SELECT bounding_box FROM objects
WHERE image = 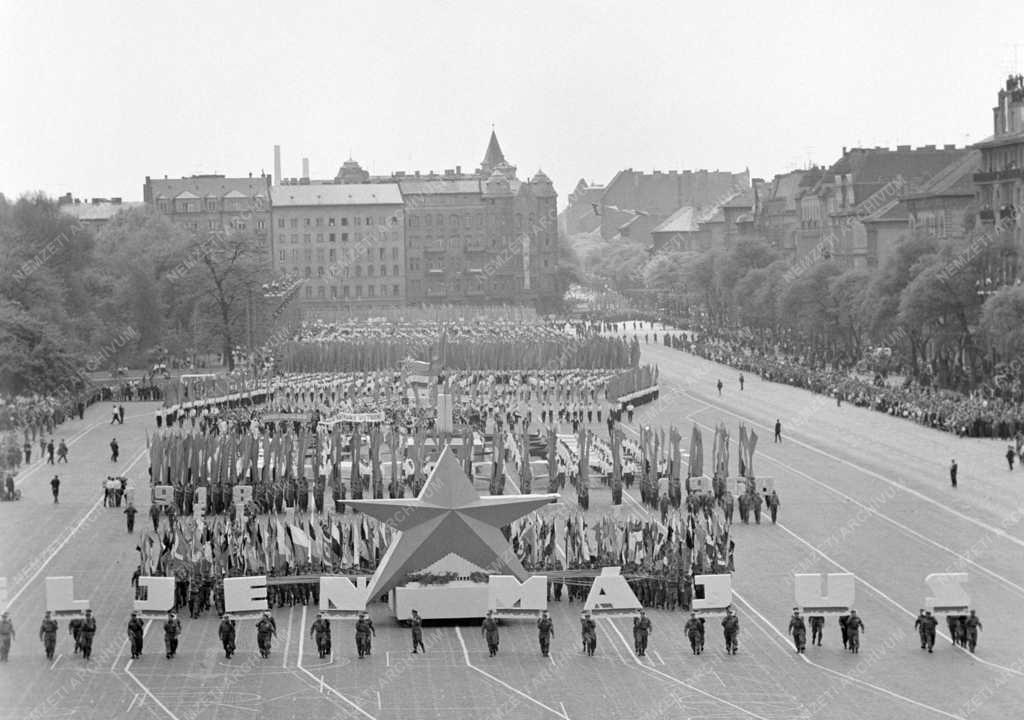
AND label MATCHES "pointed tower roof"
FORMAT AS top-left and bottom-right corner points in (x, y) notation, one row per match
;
(481, 129), (506, 169)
